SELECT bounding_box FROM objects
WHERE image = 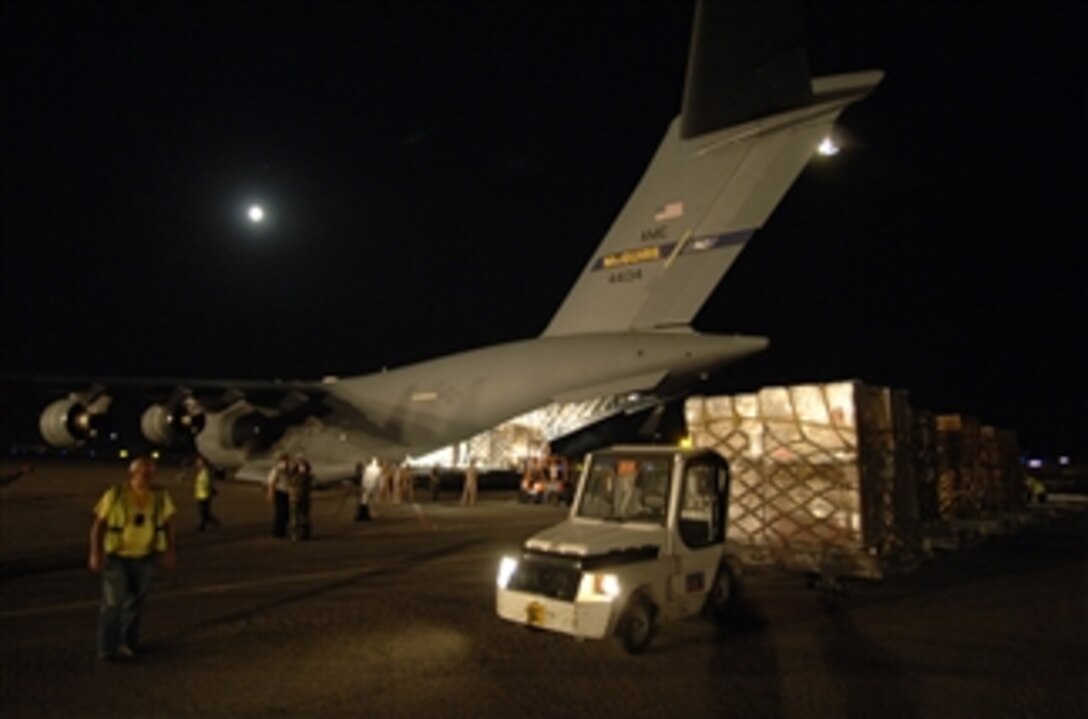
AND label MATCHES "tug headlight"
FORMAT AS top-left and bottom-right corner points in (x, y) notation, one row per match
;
(497, 556), (518, 589)
(578, 572), (621, 601)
